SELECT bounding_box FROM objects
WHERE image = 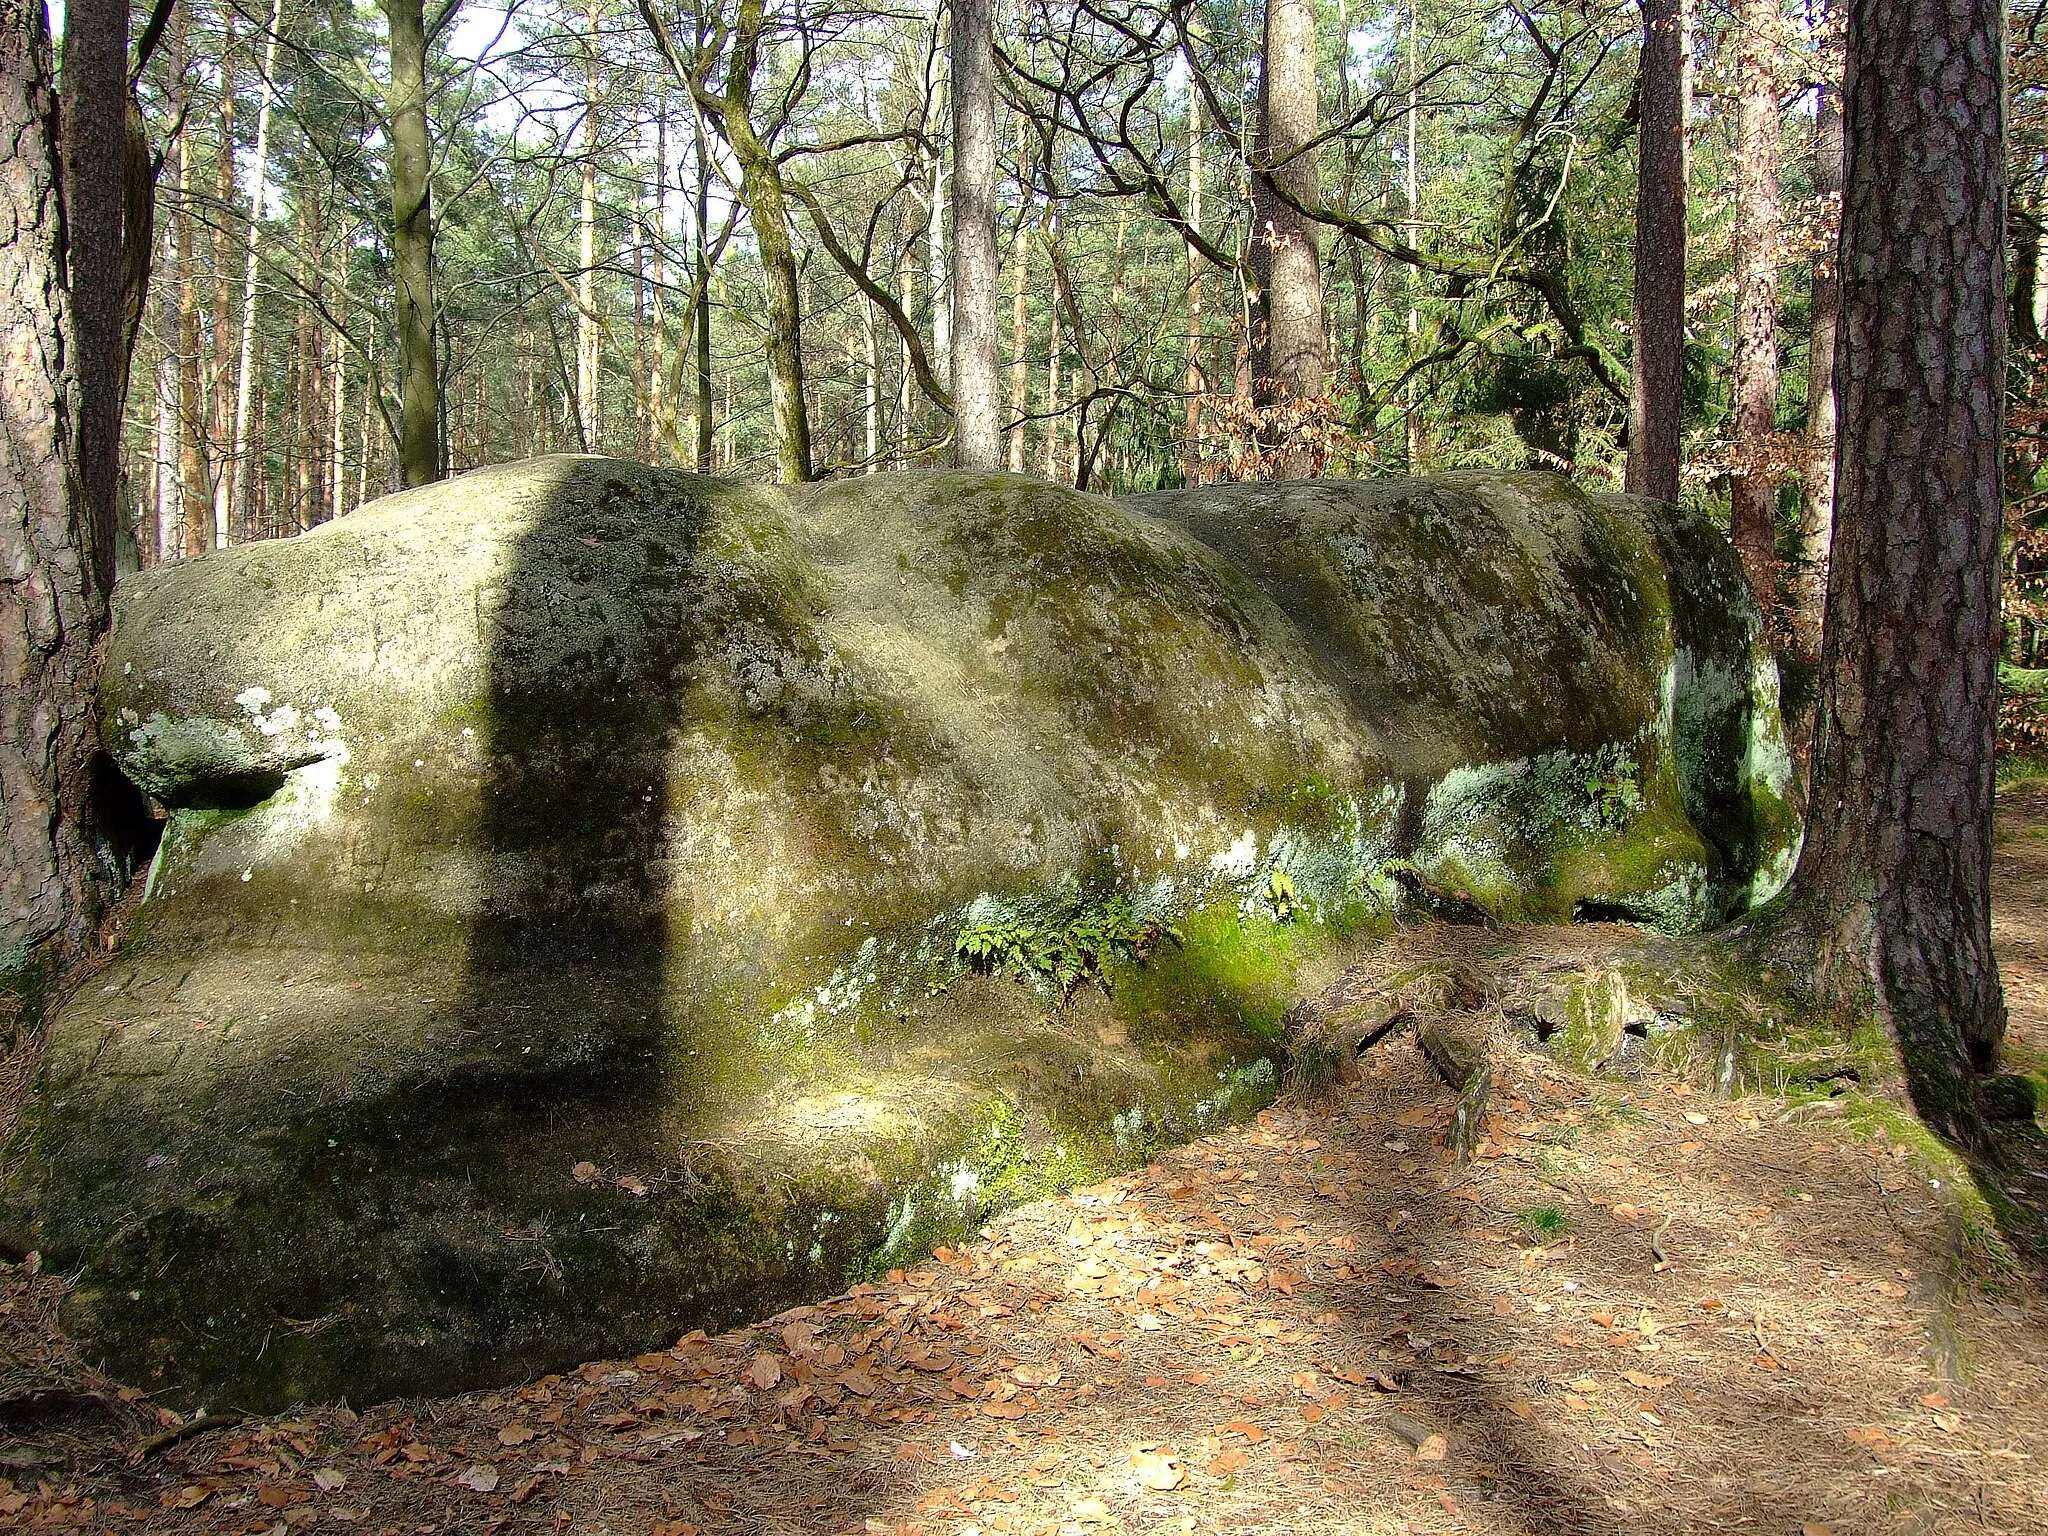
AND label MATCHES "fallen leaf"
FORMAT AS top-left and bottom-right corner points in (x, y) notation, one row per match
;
(1220, 1420), (1268, 1443)
(1621, 1371), (1673, 1390)
(1207, 1449), (1249, 1476)
(571, 1161), (599, 1184)
(1846, 1427), (1893, 1452)
(1300, 1403), (1327, 1425)
(1129, 1447), (1188, 1490)
(170, 1485), (212, 1510)
(746, 1354), (783, 1391)
(1414, 1433), (1448, 1462)
(312, 1469), (346, 1492)
(457, 1465), (499, 1493)
(1919, 1393), (1951, 1410)
(616, 1174), (649, 1197)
